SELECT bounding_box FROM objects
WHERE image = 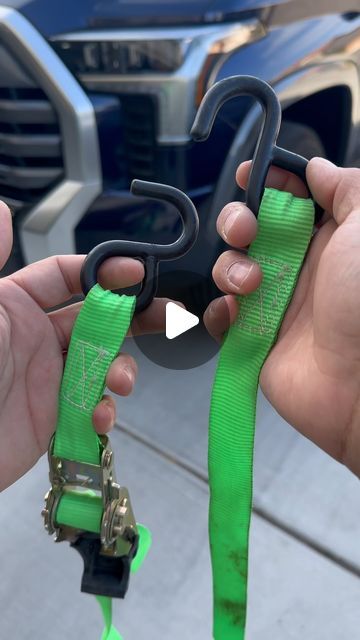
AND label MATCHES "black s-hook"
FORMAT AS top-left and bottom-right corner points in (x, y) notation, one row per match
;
(81, 180), (199, 312)
(191, 75), (314, 218)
